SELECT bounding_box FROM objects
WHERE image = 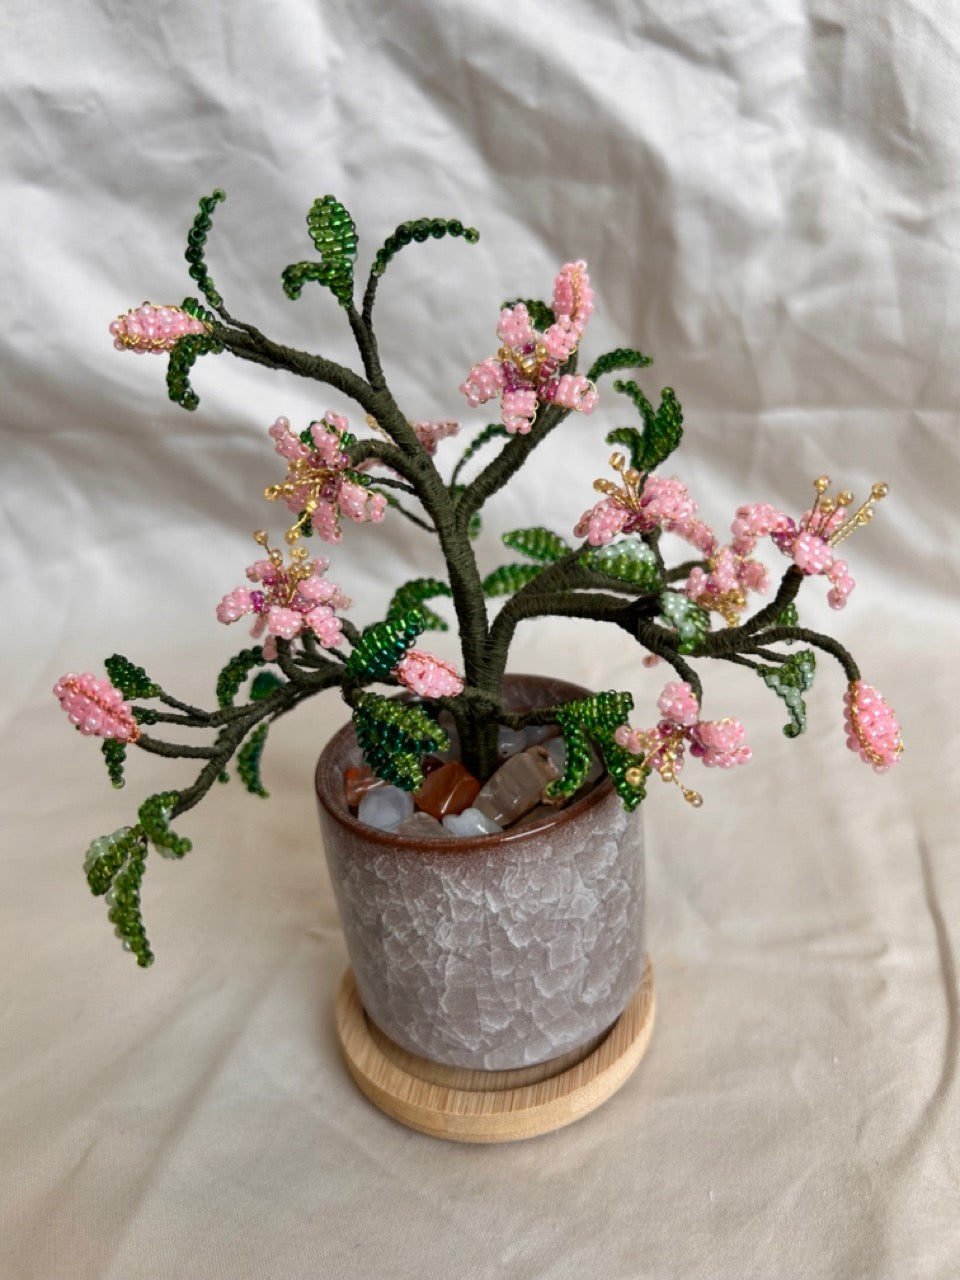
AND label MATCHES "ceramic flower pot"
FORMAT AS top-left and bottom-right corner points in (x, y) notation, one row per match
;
(315, 675), (648, 1075)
